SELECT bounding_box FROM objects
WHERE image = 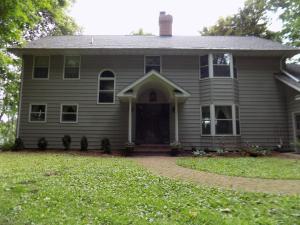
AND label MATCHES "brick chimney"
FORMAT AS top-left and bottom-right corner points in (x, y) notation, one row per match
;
(159, 11), (173, 36)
